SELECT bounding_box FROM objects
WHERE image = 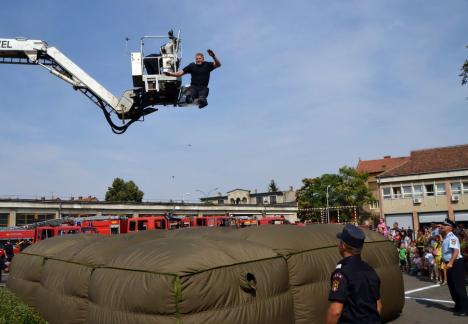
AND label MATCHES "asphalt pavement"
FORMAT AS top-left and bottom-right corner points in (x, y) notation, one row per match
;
(389, 273), (468, 323)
